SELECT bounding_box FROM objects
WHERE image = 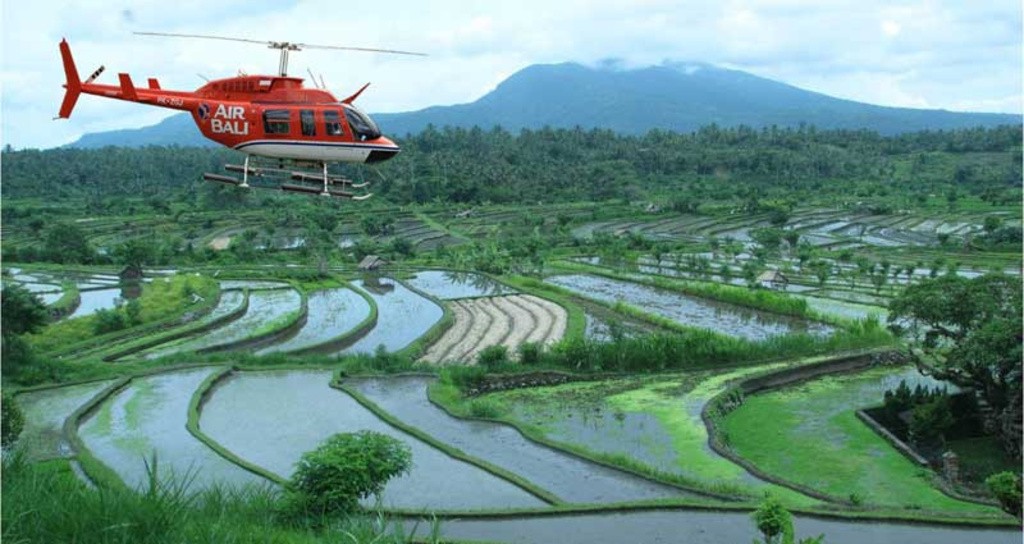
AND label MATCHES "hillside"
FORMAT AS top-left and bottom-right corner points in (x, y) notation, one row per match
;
(67, 62), (1020, 148)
